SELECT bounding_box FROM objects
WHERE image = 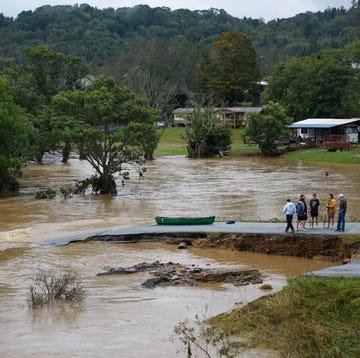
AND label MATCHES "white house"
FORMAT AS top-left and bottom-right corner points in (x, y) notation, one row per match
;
(288, 118), (360, 144)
